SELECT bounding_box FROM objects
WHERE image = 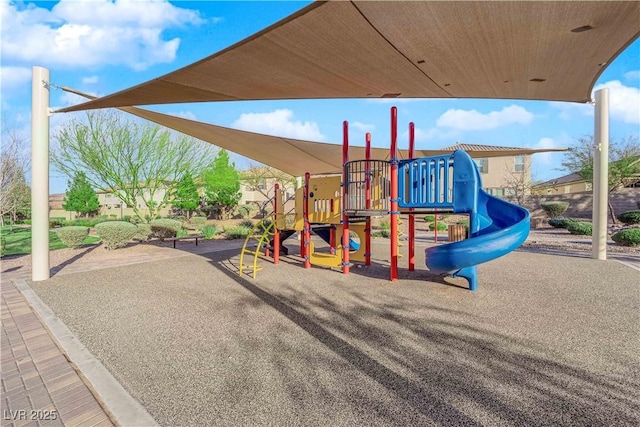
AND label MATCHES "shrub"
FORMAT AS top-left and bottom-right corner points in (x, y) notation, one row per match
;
(429, 222), (447, 231)
(567, 221), (592, 236)
(548, 216), (577, 229)
(239, 219), (254, 228)
(617, 210), (640, 225)
(378, 220), (390, 231)
(49, 217), (66, 228)
(176, 228), (189, 238)
(123, 215), (132, 223)
(0, 236), (6, 258)
(95, 221), (137, 250)
(150, 219), (183, 241)
(611, 227), (640, 247)
(237, 205), (252, 219)
(55, 226), (90, 249)
(424, 215), (435, 222)
(189, 216), (207, 229)
(134, 223), (153, 242)
(223, 225), (251, 239)
(541, 201), (569, 218)
(372, 229), (391, 238)
(201, 225), (218, 239)
(456, 220), (469, 227)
